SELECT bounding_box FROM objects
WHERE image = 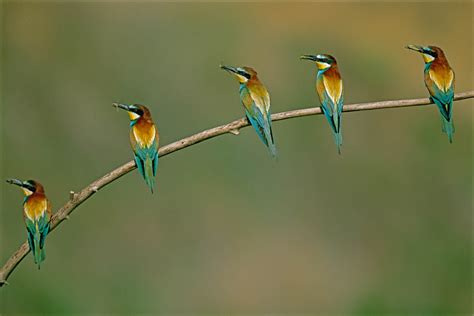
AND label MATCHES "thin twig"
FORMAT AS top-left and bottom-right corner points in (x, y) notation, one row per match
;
(1, 91), (473, 286)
